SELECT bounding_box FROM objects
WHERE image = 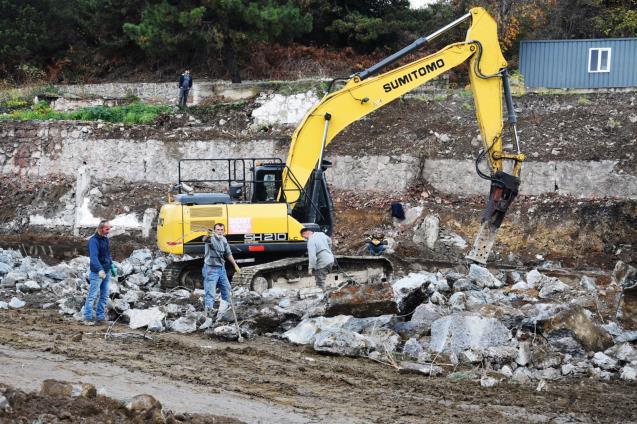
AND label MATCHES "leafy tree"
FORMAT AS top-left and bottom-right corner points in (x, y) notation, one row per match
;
(124, 0), (312, 83)
(594, 0), (637, 37)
